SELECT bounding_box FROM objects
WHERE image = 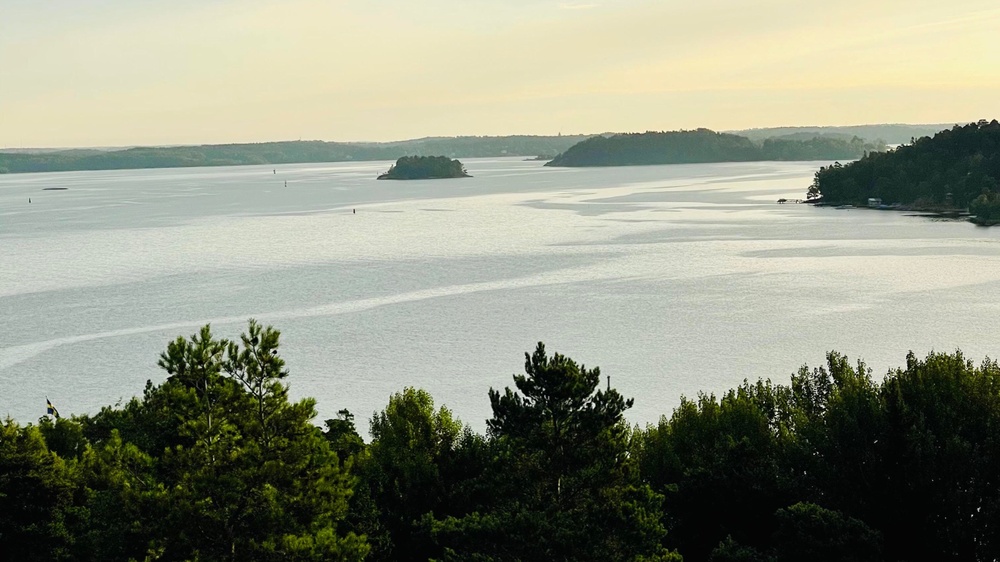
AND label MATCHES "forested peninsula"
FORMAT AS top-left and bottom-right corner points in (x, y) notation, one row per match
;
(5, 320), (1000, 561)
(808, 120), (1000, 220)
(545, 129), (885, 167)
(377, 156), (470, 180)
(0, 135), (589, 174)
